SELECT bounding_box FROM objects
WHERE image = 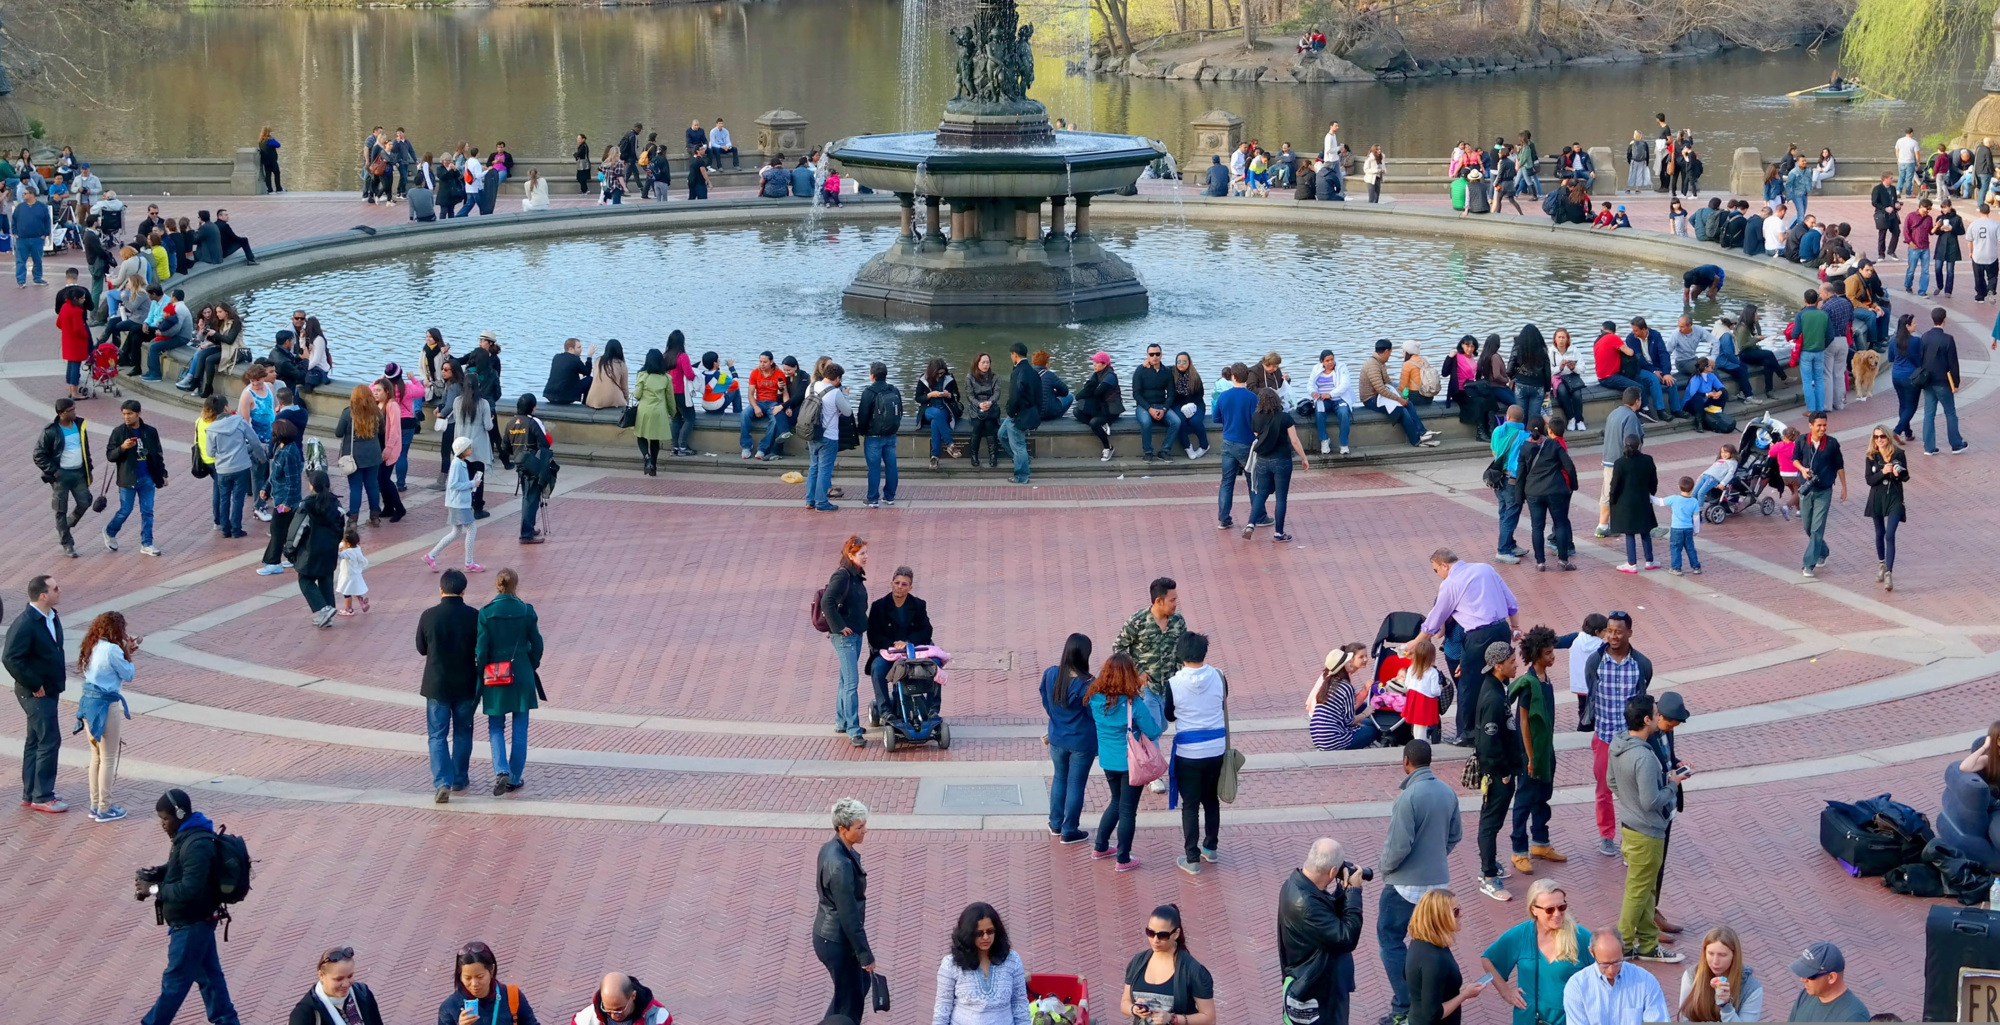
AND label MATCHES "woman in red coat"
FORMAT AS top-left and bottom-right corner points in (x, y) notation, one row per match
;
(56, 287), (90, 398)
